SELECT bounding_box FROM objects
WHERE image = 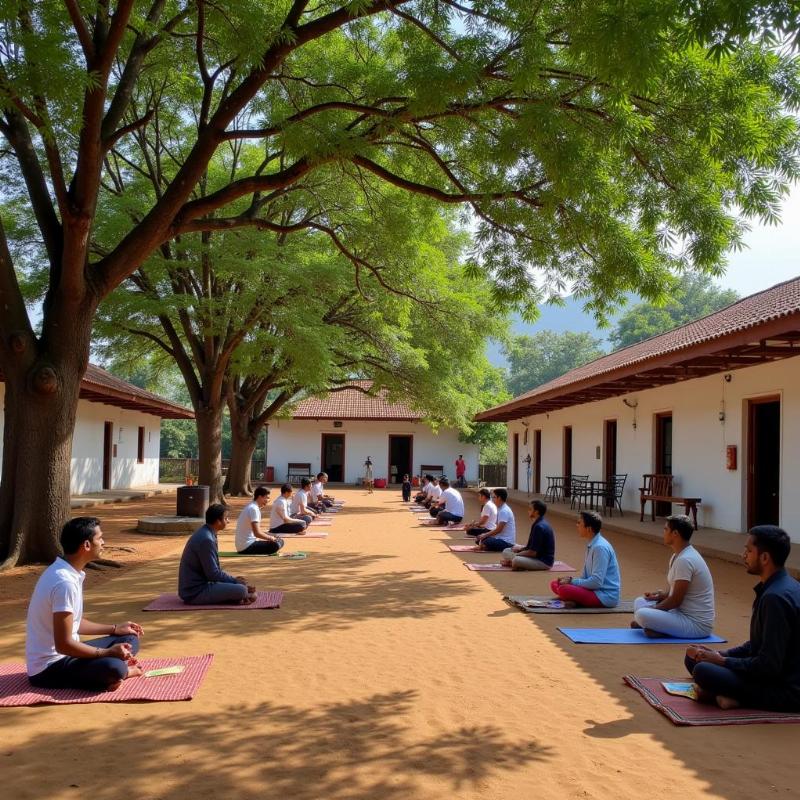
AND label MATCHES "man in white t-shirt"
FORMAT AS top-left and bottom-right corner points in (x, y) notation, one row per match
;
(465, 488), (497, 537)
(431, 478), (465, 525)
(270, 484), (307, 534)
(236, 486), (285, 554)
(424, 478), (442, 509)
(26, 517), (144, 690)
(475, 488), (516, 551)
(290, 478), (316, 525)
(414, 475), (432, 504)
(633, 514), (715, 638)
(311, 472), (335, 509)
